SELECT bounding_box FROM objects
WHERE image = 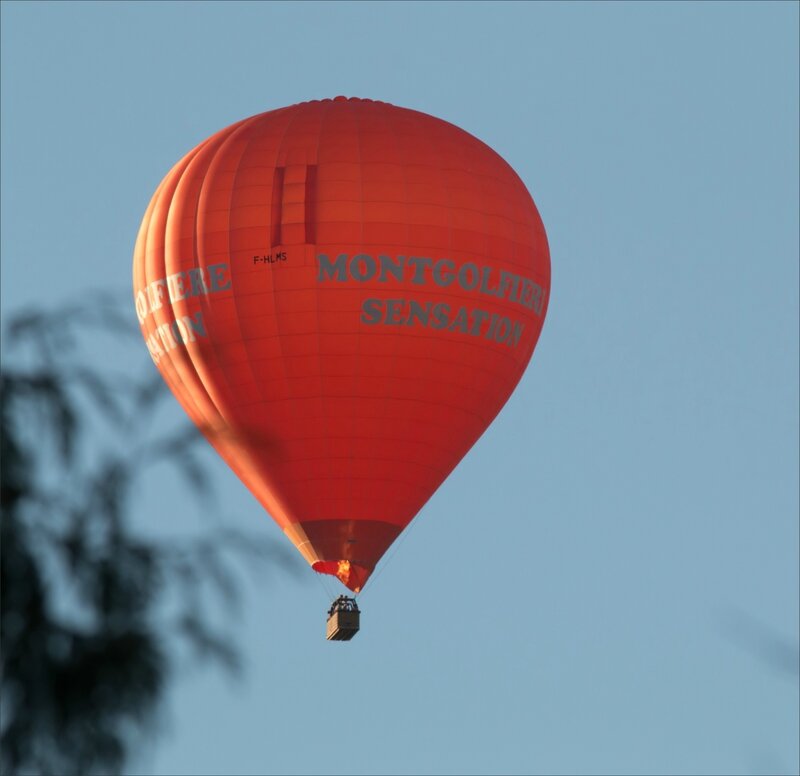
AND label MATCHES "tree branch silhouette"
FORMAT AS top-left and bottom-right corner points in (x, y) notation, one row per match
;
(1, 297), (299, 776)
